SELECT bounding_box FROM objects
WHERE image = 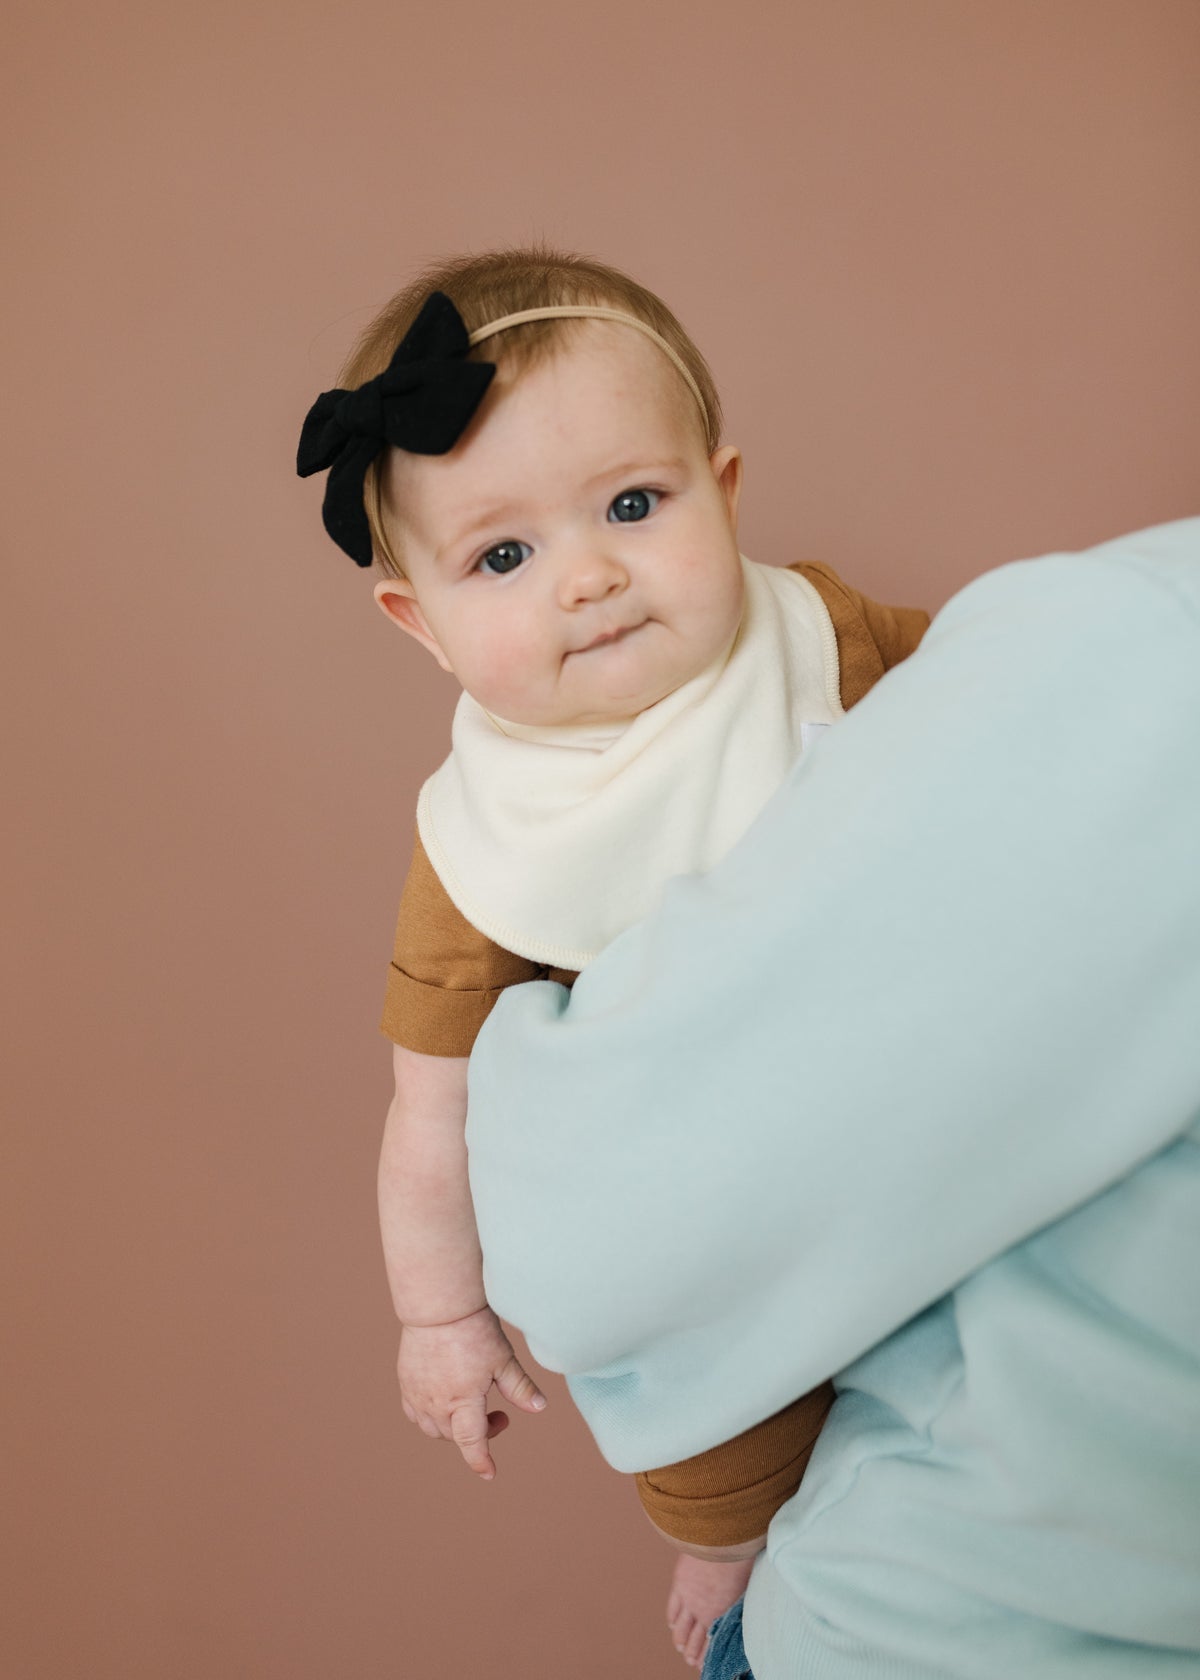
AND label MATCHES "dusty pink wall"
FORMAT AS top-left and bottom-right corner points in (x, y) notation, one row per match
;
(5, 2), (1198, 1676)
